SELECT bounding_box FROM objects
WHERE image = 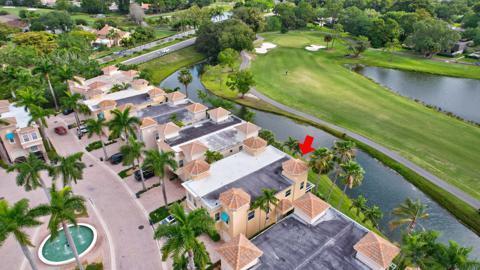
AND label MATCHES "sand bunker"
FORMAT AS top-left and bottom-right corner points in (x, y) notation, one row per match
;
(305, 45), (326, 51)
(255, 42), (277, 54)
